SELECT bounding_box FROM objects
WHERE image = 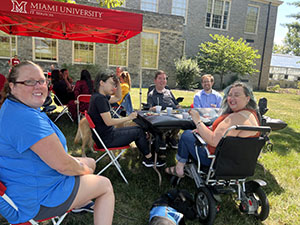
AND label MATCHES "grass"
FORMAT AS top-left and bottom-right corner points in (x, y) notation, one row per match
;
(1, 88), (299, 225)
